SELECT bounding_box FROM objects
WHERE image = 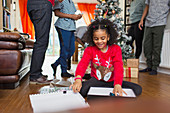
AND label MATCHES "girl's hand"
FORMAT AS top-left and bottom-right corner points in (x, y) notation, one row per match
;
(69, 79), (82, 93)
(113, 84), (127, 96)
